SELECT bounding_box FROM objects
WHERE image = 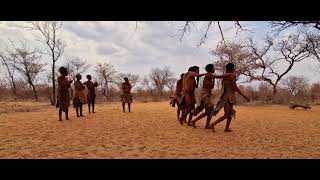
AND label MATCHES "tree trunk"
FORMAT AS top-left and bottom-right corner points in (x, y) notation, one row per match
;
(52, 63), (56, 105)
(30, 82), (38, 101)
(9, 76), (17, 96)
